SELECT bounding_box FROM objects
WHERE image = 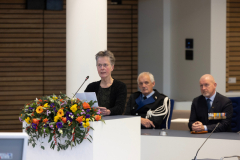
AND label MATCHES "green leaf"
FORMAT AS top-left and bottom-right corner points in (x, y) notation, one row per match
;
(87, 138), (92, 143)
(48, 133), (53, 143)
